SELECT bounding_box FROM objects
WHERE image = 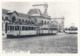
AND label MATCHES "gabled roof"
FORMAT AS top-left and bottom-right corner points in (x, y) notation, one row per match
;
(7, 11), (18, 16)
(2, 9), (29, 18)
